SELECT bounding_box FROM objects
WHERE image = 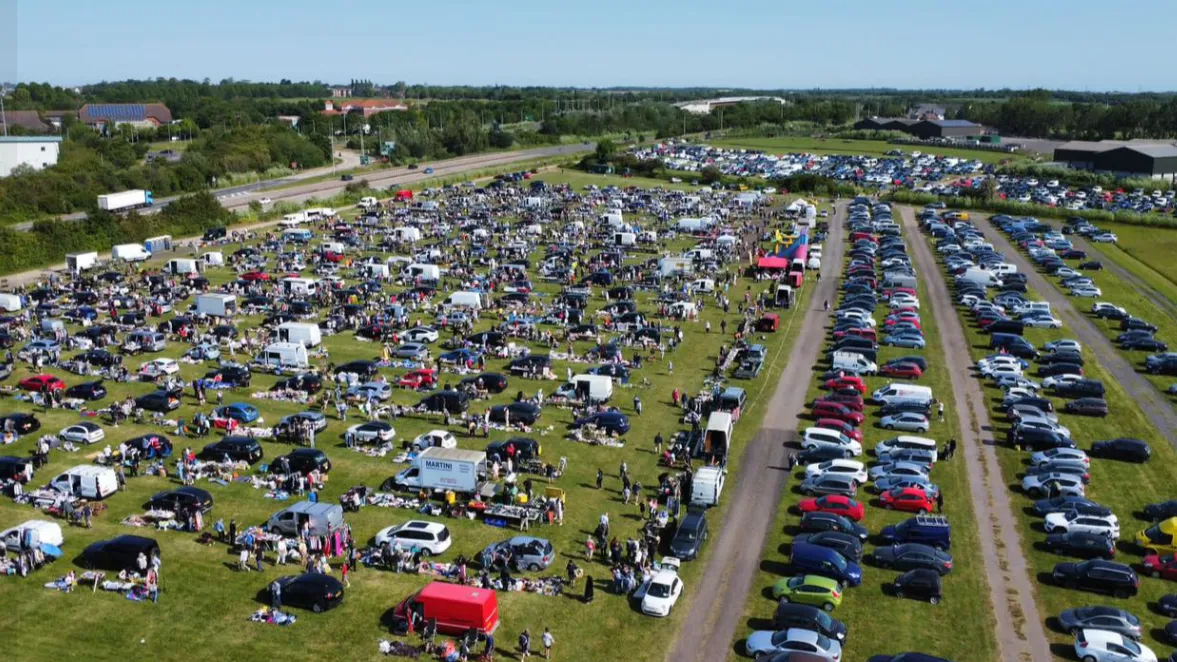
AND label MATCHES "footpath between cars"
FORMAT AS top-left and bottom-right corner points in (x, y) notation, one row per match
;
(900, 206), (1053, 662)
(670, 208), (846, 662)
